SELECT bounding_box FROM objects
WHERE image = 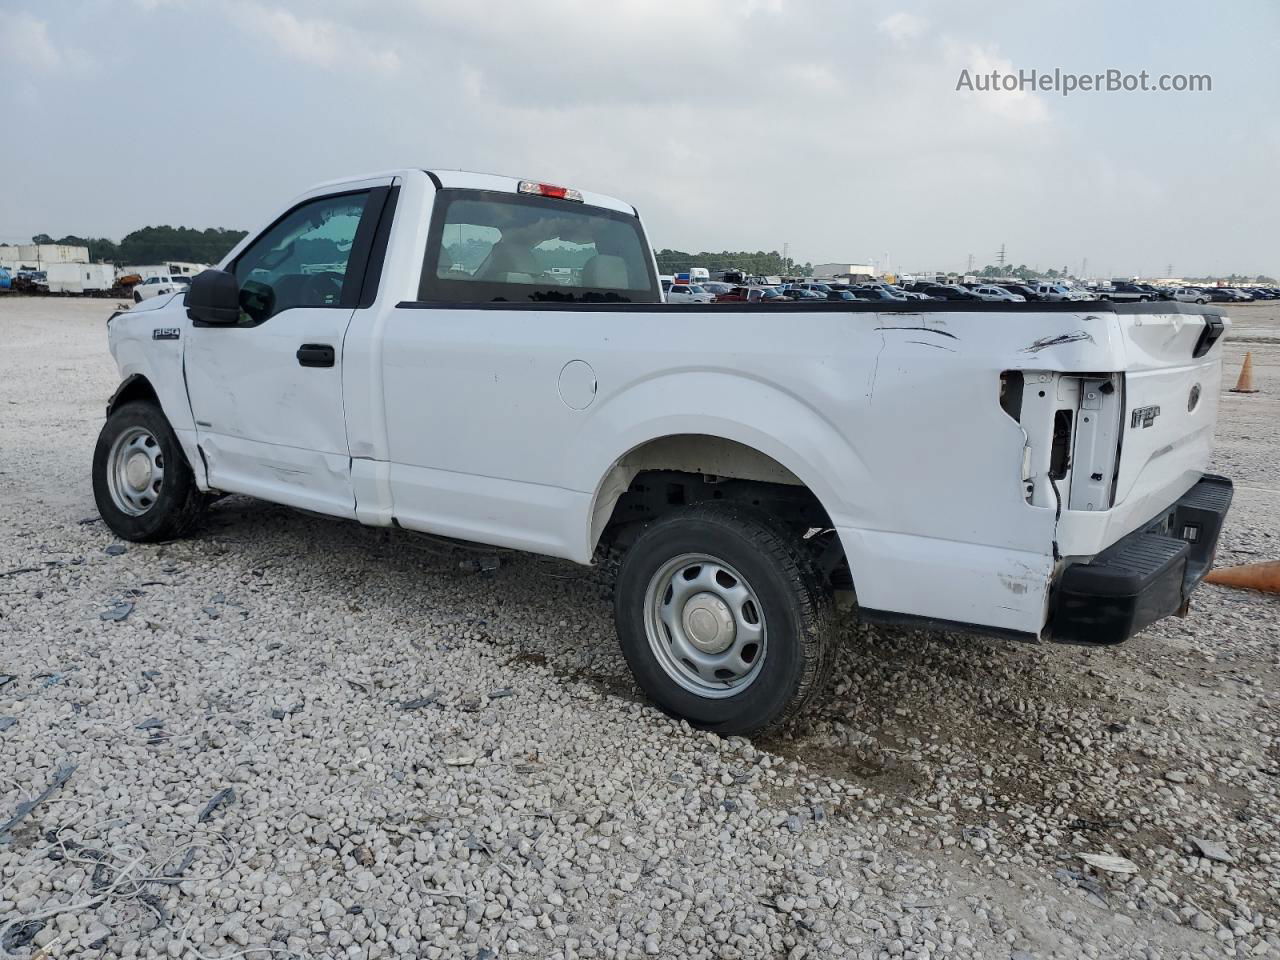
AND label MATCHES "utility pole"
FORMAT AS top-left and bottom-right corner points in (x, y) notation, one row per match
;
(967, 252), (974, 273)
(1166, 262), (1173, 278)
(996, 243), (1007, 273)
(783, 242), (789, 272)
(1081, 257), (1088, 279)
